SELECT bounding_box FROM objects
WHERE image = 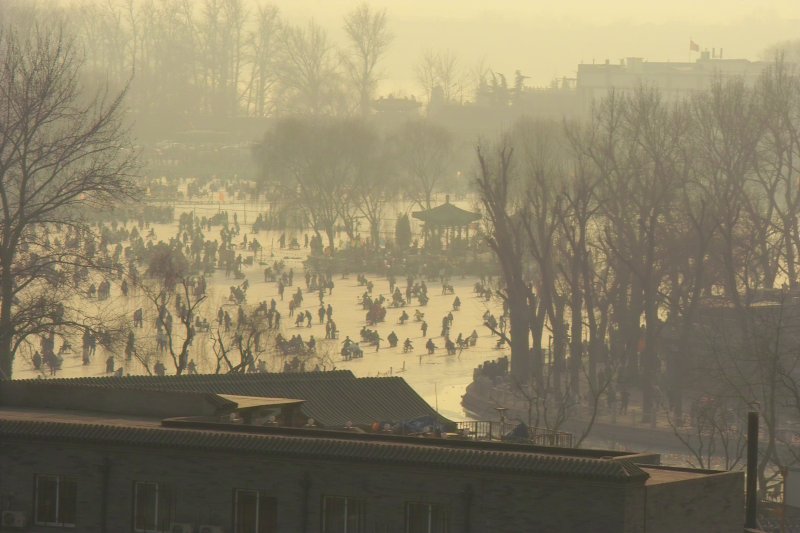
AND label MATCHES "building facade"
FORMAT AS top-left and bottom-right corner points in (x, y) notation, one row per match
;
(0, 377), (745, 533)
(577, 54), (772, 108)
